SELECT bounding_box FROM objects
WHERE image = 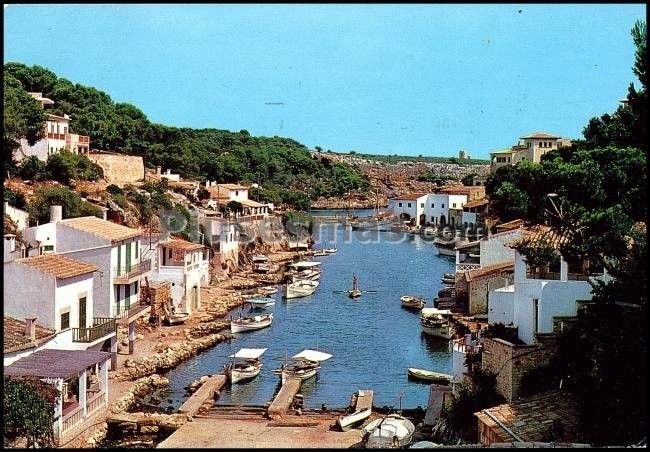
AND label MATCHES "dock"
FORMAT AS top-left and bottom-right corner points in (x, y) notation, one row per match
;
(178, 374), (227, 417)
(267, 377), (302, 419)
(355, 389), (374, 411)
(423, 384), (452, 427)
